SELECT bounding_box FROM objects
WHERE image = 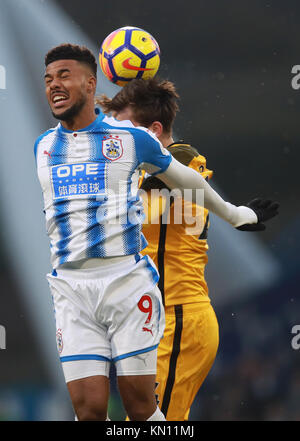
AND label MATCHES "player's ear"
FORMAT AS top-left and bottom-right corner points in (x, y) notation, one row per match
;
(86, 74), (97, 94)
(149, 121), (163, 138)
